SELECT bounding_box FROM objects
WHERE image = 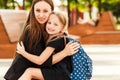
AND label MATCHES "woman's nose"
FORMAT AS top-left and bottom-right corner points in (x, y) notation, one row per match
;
(38, 12), (44, 17)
